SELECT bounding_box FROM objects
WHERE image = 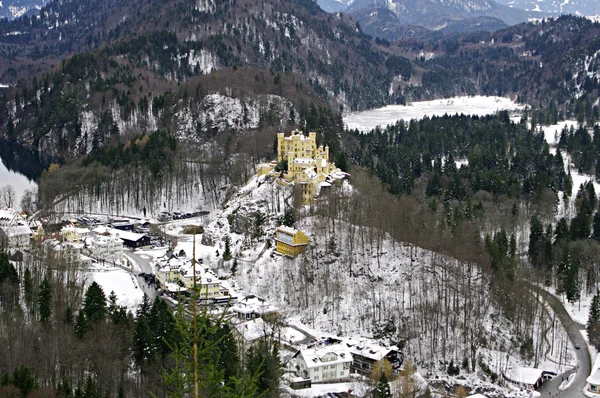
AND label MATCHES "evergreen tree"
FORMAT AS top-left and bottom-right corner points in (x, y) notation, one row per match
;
(0, 252), (18, 285)
(23, 268), (34, 311)
(108, 291), (128, 326)
(132, 314), (153, 367)
(282, 209), (295, 228)
(593, 212), (600, 240)
(161, 303), (261, 397)
(38, 277), (52, 322)
(554, 217), (570, 244)
(588, 290), (600, 349)
(375, 371), (392, 398)
(63, 306), (74, 325)
(223, 236), (232, 261)
(83, 282), (106, 323)
(563, 251), (581, 304)
(149, 298), (175, 361)
(11, 365), (38, 397)
(74, 311), (88, 338)
(83, 376), (100, 398)
(528, 215), (544, 268)
(246, 339), (281, 397)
